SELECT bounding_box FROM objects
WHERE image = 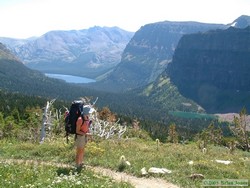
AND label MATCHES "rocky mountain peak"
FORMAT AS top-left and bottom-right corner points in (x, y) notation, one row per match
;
(229, 15), (250, 28)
